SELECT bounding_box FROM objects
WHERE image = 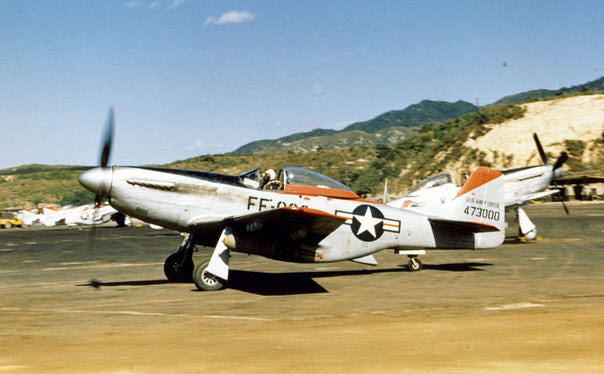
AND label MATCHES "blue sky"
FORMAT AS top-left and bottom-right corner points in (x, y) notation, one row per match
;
(1, 0), (602, 169)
